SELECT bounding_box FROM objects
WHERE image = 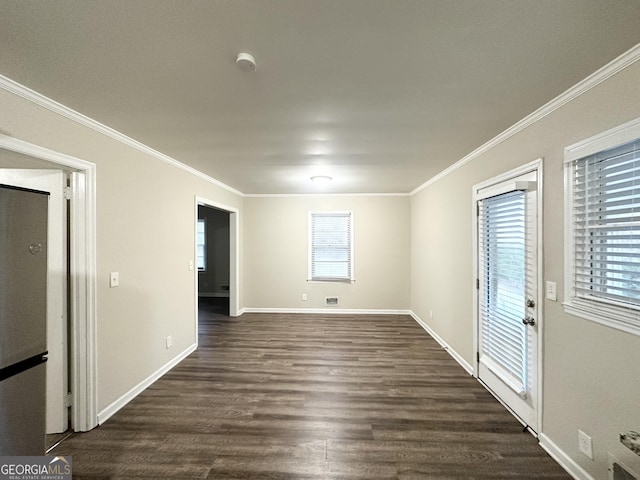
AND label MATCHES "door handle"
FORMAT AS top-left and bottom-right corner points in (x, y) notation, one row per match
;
(522, 316), (535, 326)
